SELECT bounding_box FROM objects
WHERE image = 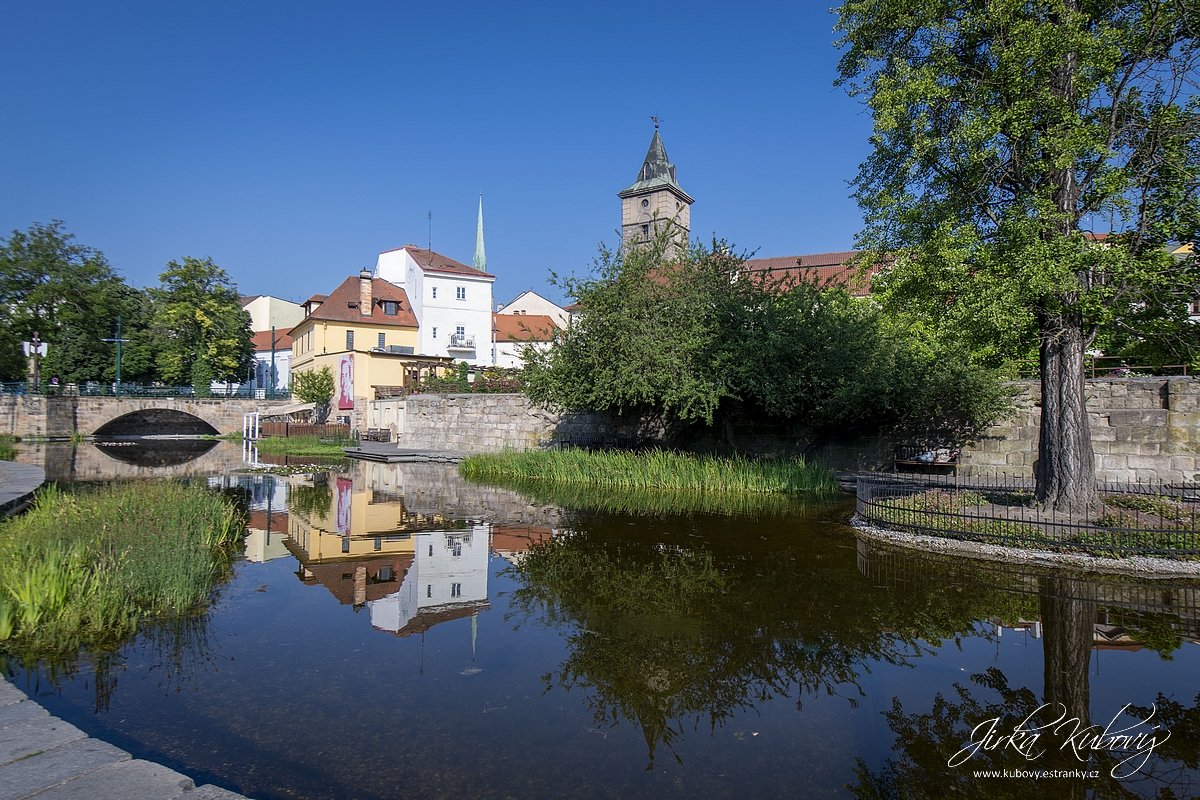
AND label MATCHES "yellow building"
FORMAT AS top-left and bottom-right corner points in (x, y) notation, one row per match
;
(289, 271), (452, 426)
